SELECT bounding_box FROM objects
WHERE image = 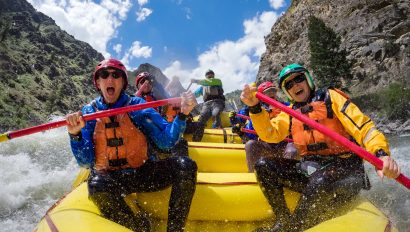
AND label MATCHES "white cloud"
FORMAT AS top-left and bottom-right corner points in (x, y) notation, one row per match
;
(163, 61), (192, 86)
(136, 7), (153, 22)
(129, 41), (152, 58)
(113, 44), (122, 54)
(28, 0), (132, 57)
(269, 0), (285, 9)
(138, 0), (148, 6)
(120, 41), (152, 69)
(164, 11), (279, 93)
